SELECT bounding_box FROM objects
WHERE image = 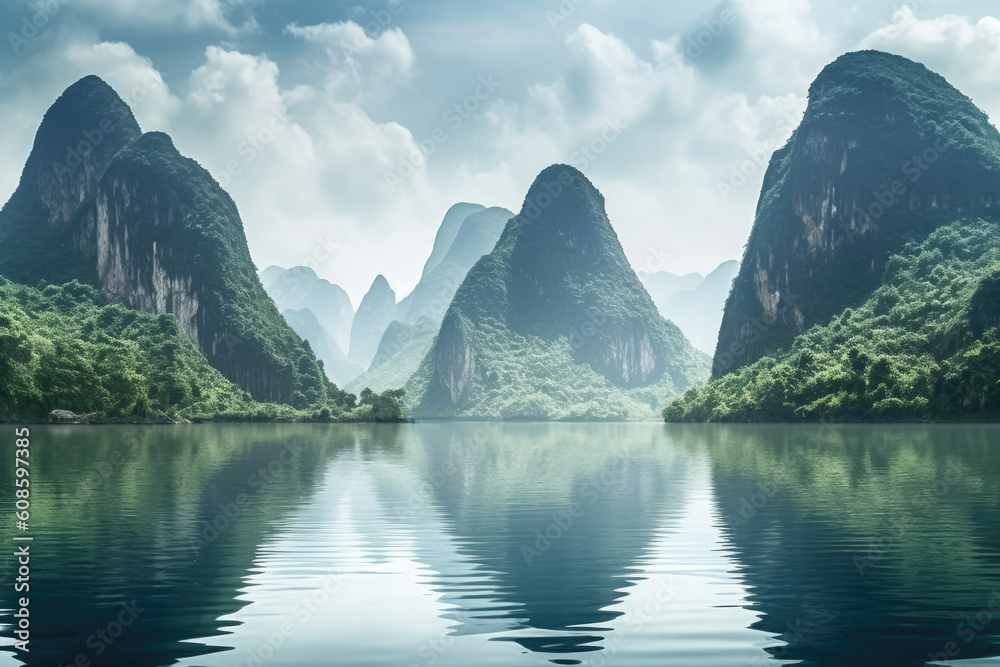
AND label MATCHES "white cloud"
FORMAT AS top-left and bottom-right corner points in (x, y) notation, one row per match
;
(0, 31), (178, 199)
(0, 31), (438, 301)
(9, 3), (1000, 303)
(284, 21), (416, 104)
(71, 0), (249, 33)
(862, 8), (1000, 57)
(161, 45), (439, 300)
(436, 23), (801, 278)
(860, 9), (1000, 80)
(739, 0), (832, 89)
(62, 41), (180, 127)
